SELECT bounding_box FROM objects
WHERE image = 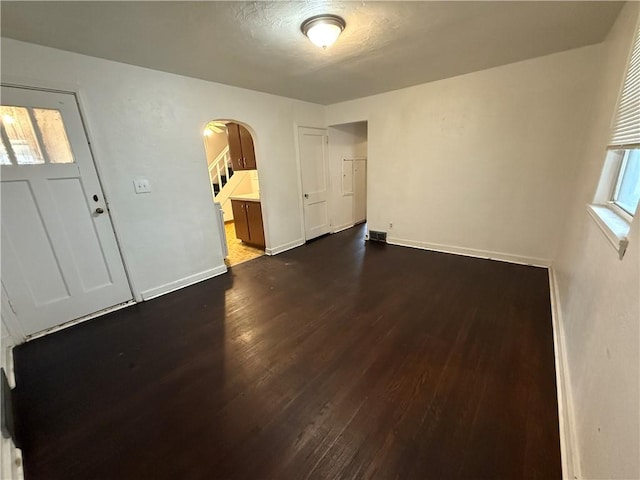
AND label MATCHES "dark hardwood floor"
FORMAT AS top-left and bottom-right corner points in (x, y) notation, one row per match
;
(13, 225), (561, 479)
